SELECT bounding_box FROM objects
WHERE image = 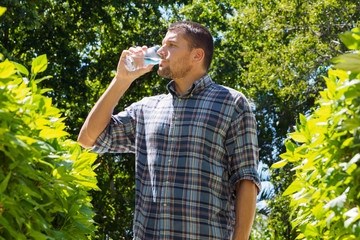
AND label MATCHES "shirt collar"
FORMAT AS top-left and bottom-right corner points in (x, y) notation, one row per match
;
(166, 74), (213, 98)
